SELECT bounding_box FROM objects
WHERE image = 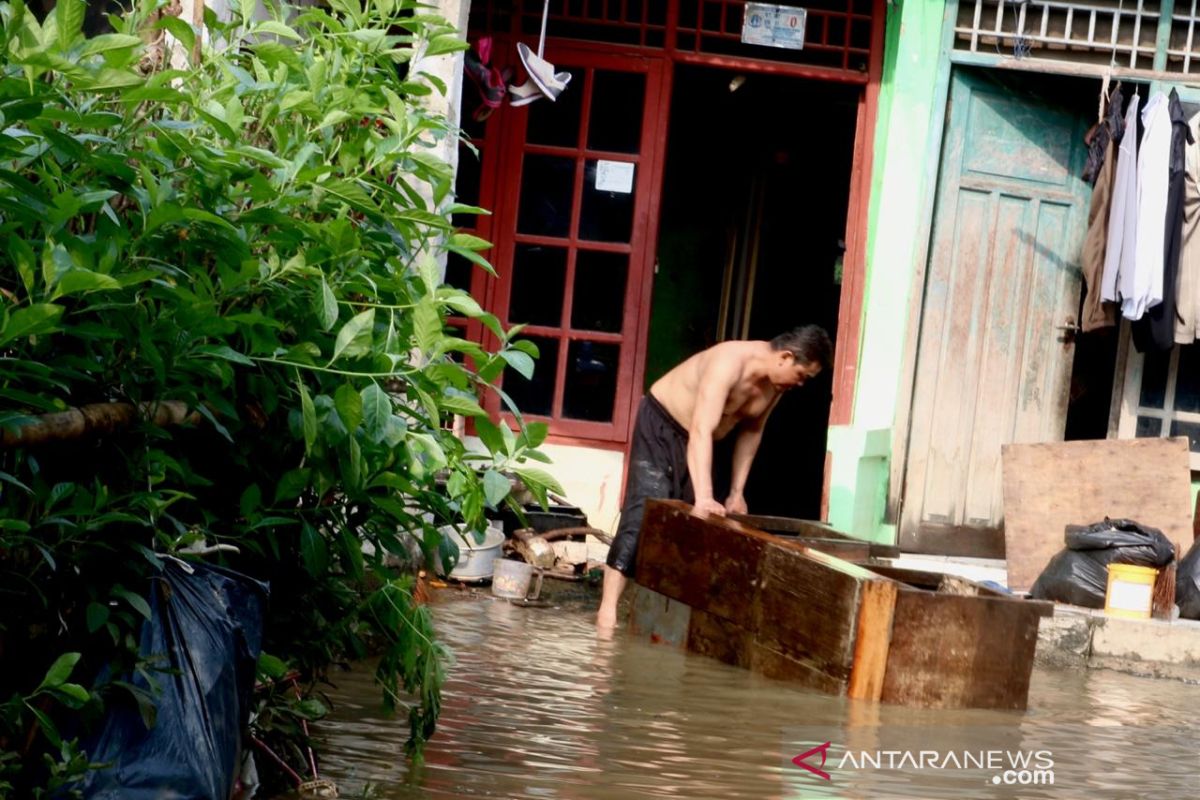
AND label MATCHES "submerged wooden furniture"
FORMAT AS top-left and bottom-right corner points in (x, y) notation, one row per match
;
(631, 500), (1053, 711)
